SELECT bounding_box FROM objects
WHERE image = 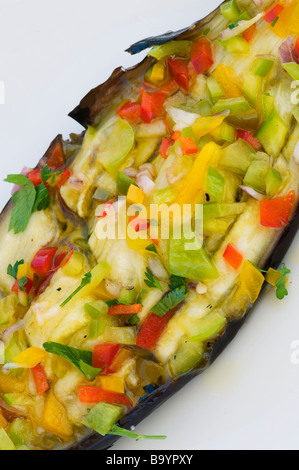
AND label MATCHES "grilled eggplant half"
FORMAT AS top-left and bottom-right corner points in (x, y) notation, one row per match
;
(1, 0), (299, 451)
